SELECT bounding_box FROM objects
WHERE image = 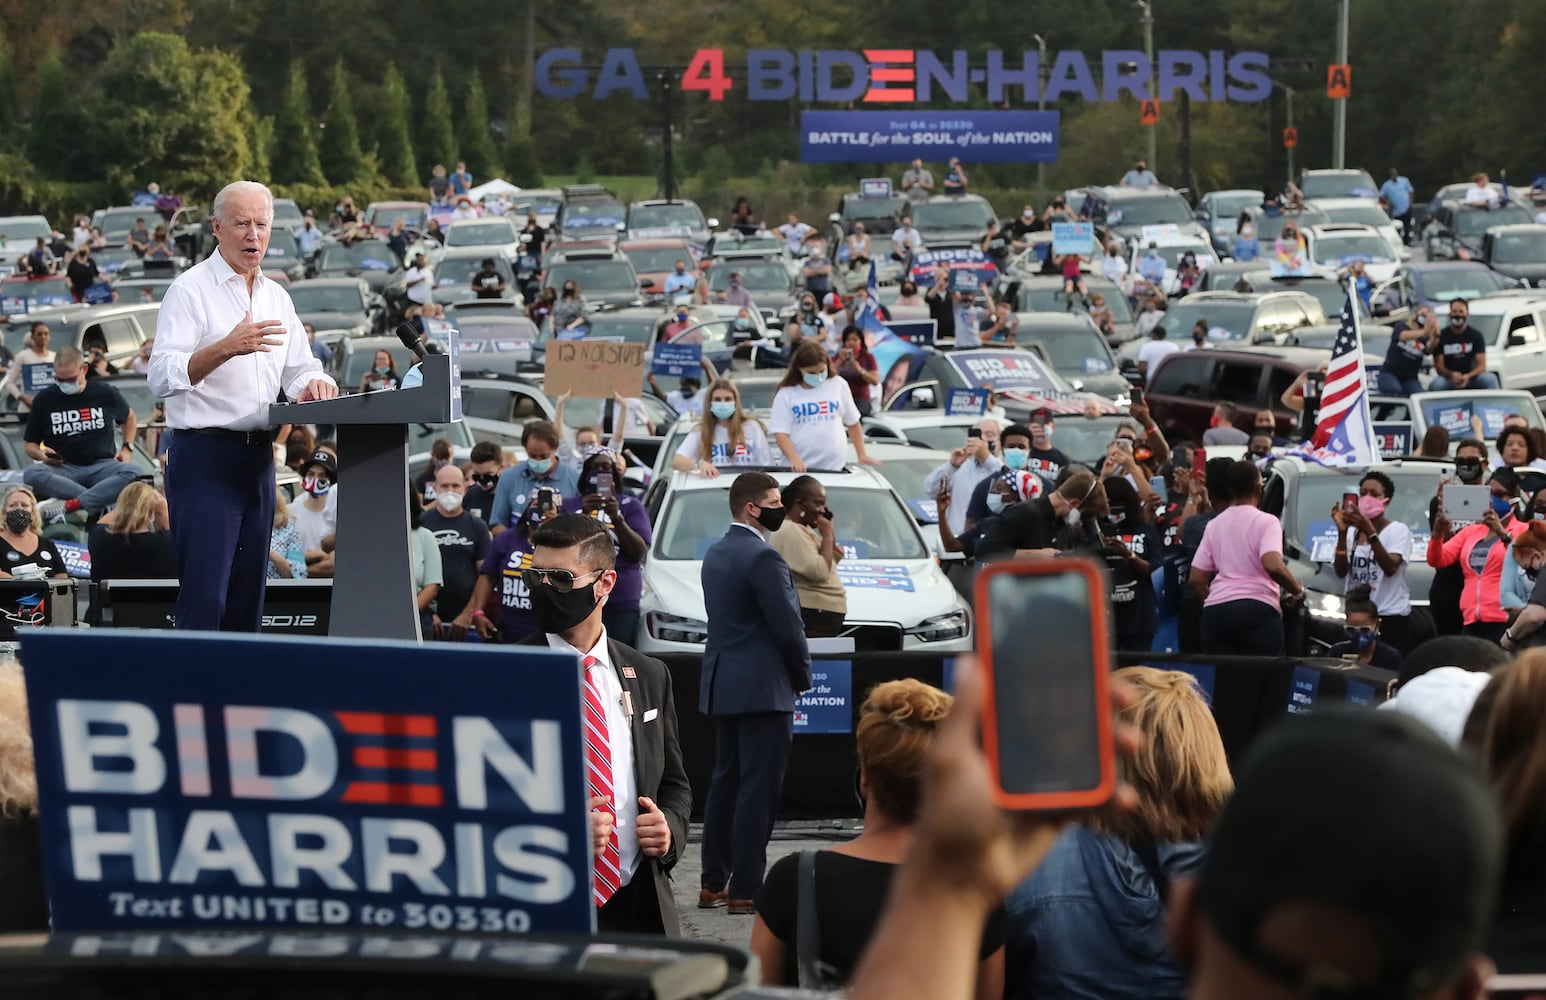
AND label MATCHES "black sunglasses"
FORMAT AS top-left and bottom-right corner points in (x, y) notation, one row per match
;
(521, 567), (603, 593)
